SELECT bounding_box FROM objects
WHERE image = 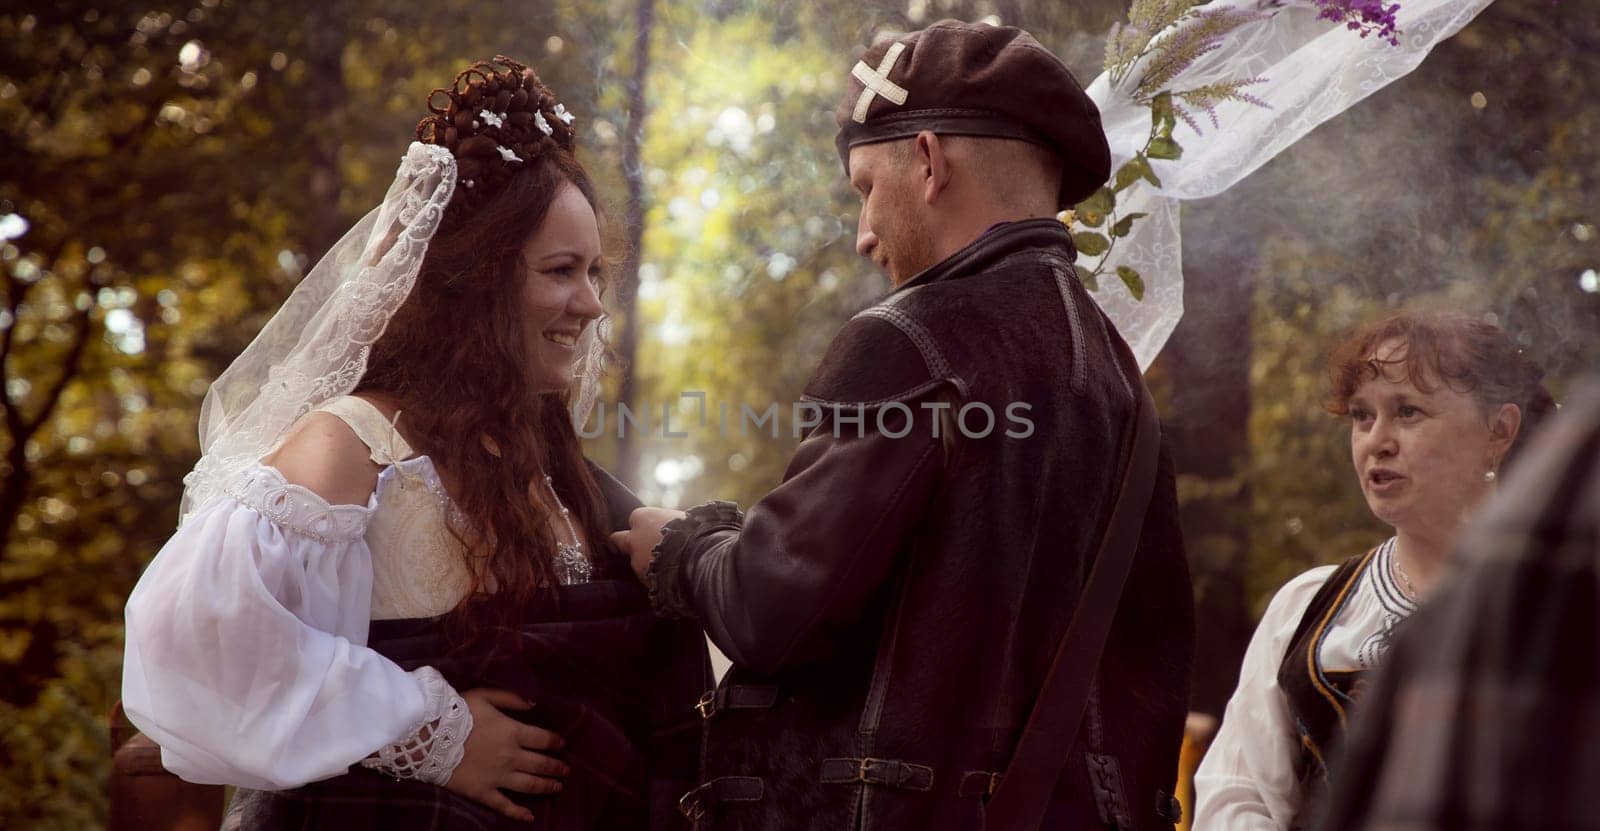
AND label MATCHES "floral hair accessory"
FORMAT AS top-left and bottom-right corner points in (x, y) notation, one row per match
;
(414, 55), (577, 218)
